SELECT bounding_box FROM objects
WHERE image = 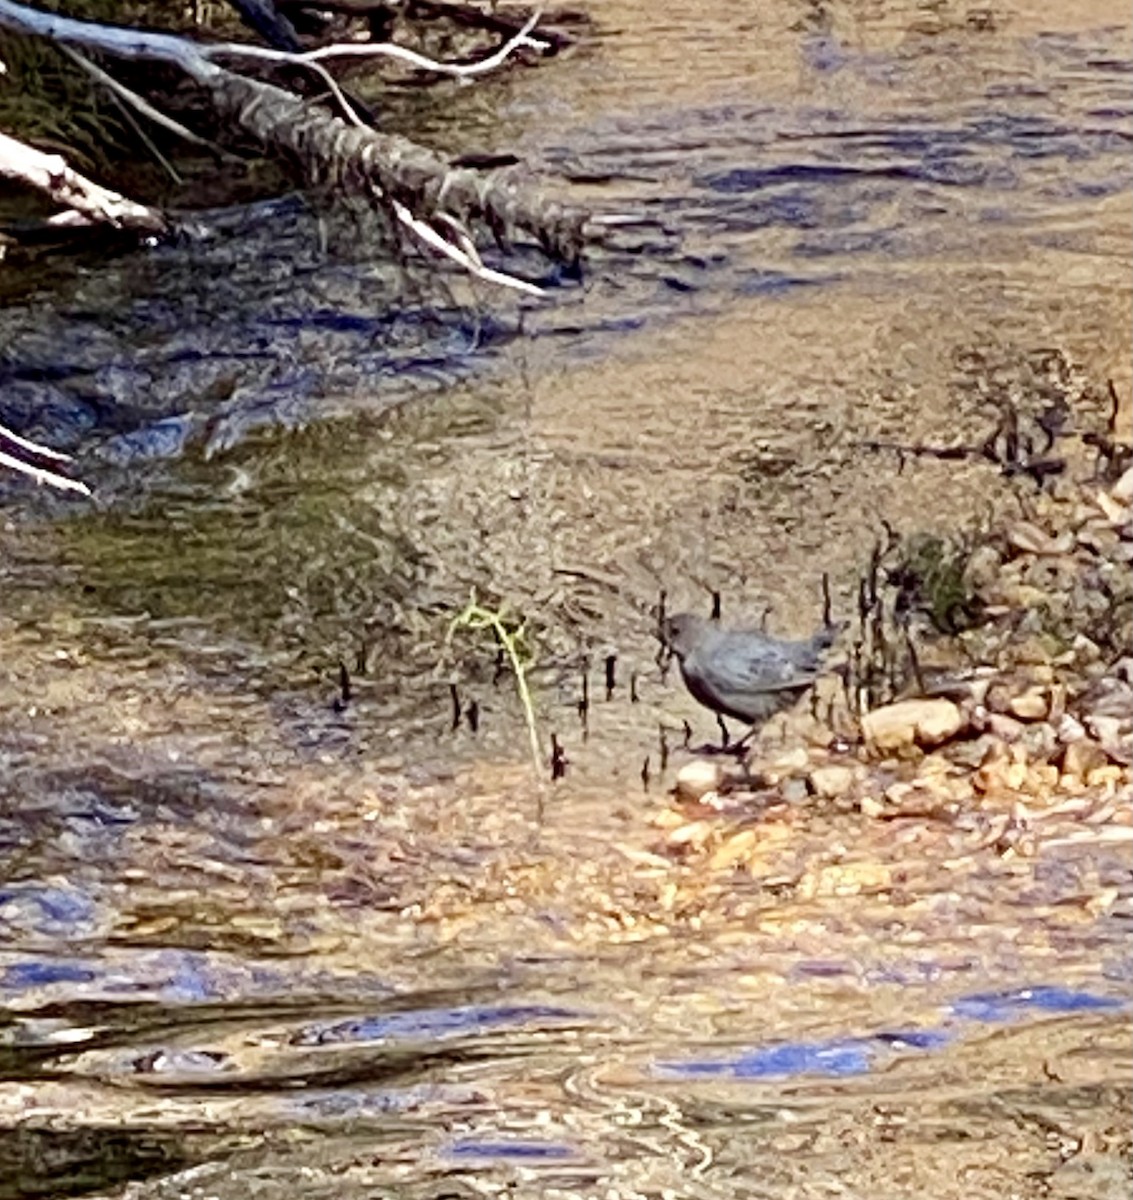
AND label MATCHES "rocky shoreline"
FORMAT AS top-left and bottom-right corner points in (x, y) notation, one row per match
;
(657, 435), (1132, 875)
